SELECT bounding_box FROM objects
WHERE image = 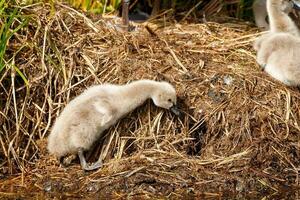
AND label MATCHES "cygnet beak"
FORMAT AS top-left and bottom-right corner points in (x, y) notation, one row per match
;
(170, 105), (180, 116)
(293, 0), (300, 10)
